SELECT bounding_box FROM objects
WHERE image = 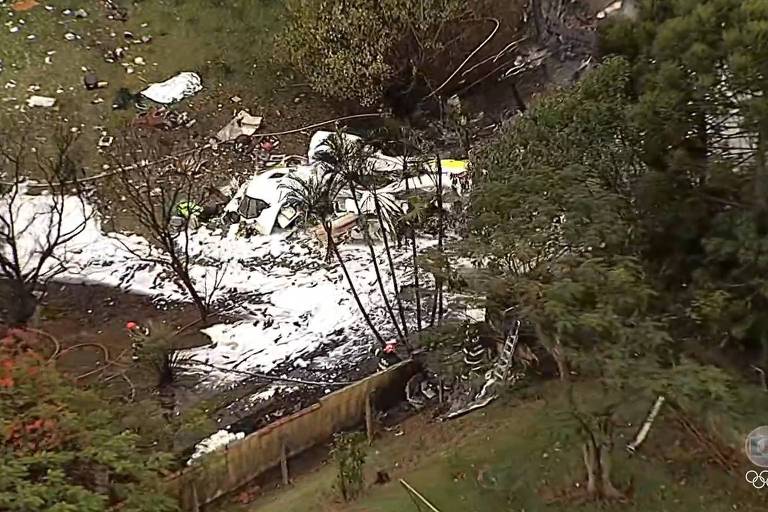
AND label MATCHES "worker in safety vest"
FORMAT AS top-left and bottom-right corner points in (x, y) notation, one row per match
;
(126, 321), (150, 361)
(377, 340), (401, 372)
